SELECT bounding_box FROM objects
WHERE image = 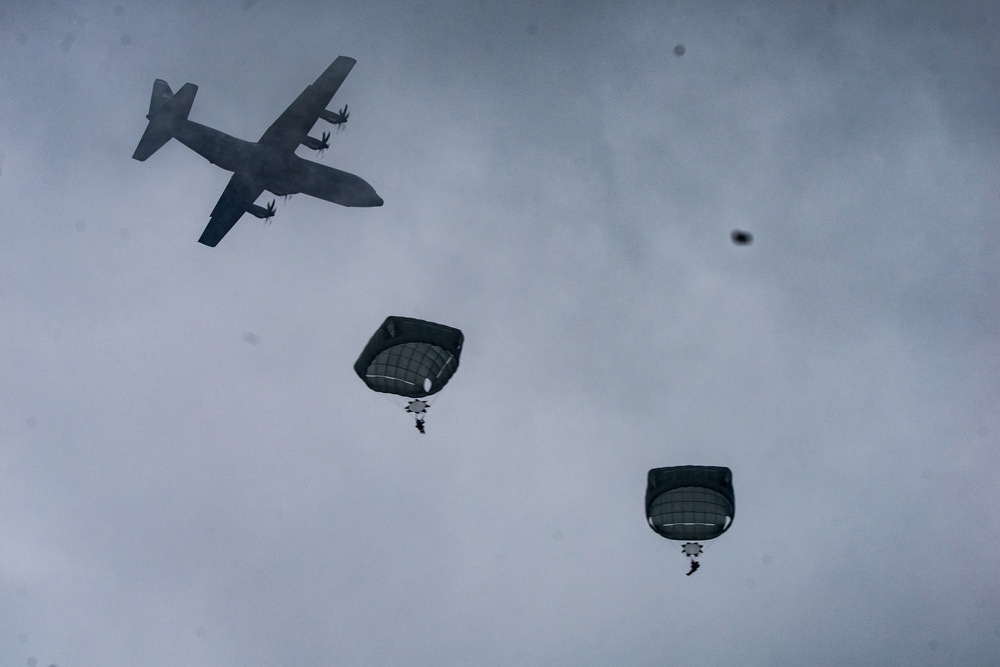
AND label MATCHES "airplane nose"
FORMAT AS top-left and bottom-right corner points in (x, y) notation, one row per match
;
(371, 192), (384, 207)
